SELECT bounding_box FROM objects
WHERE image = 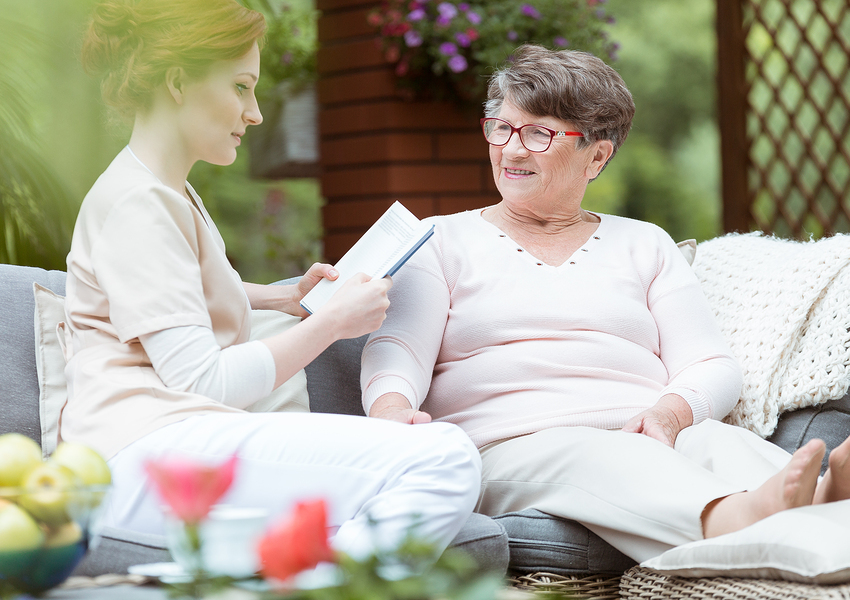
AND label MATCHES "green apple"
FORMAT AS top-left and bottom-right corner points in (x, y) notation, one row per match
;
(0, 433), (43, 487)
(50, 442), (111, 486)
(18, 462), (77, 527)
(44, 521), (82, 548)
(0, 498), (44, 551)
